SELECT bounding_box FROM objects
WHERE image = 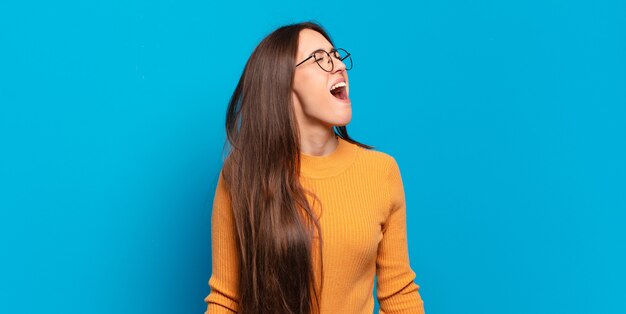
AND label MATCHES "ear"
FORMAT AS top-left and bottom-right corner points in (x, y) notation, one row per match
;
(291, 89), (307, 123)
(291, 89), (301, 110)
